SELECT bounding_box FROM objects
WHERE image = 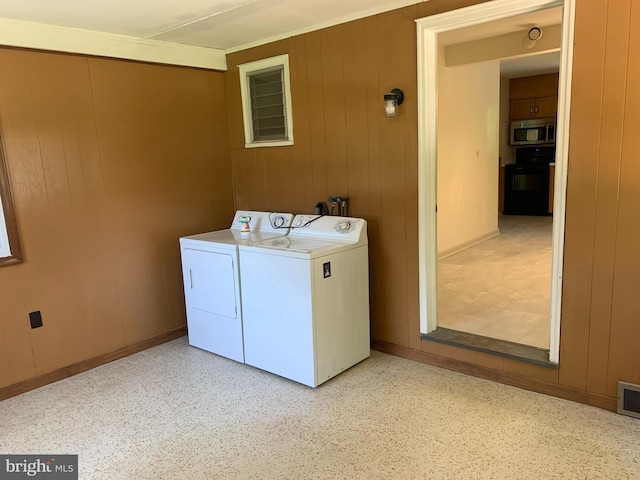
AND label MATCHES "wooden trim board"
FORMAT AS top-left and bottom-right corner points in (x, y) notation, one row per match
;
(423, 327), (556, 368)
(0, 327), (187, 401)
(437, 229), (500, 260)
